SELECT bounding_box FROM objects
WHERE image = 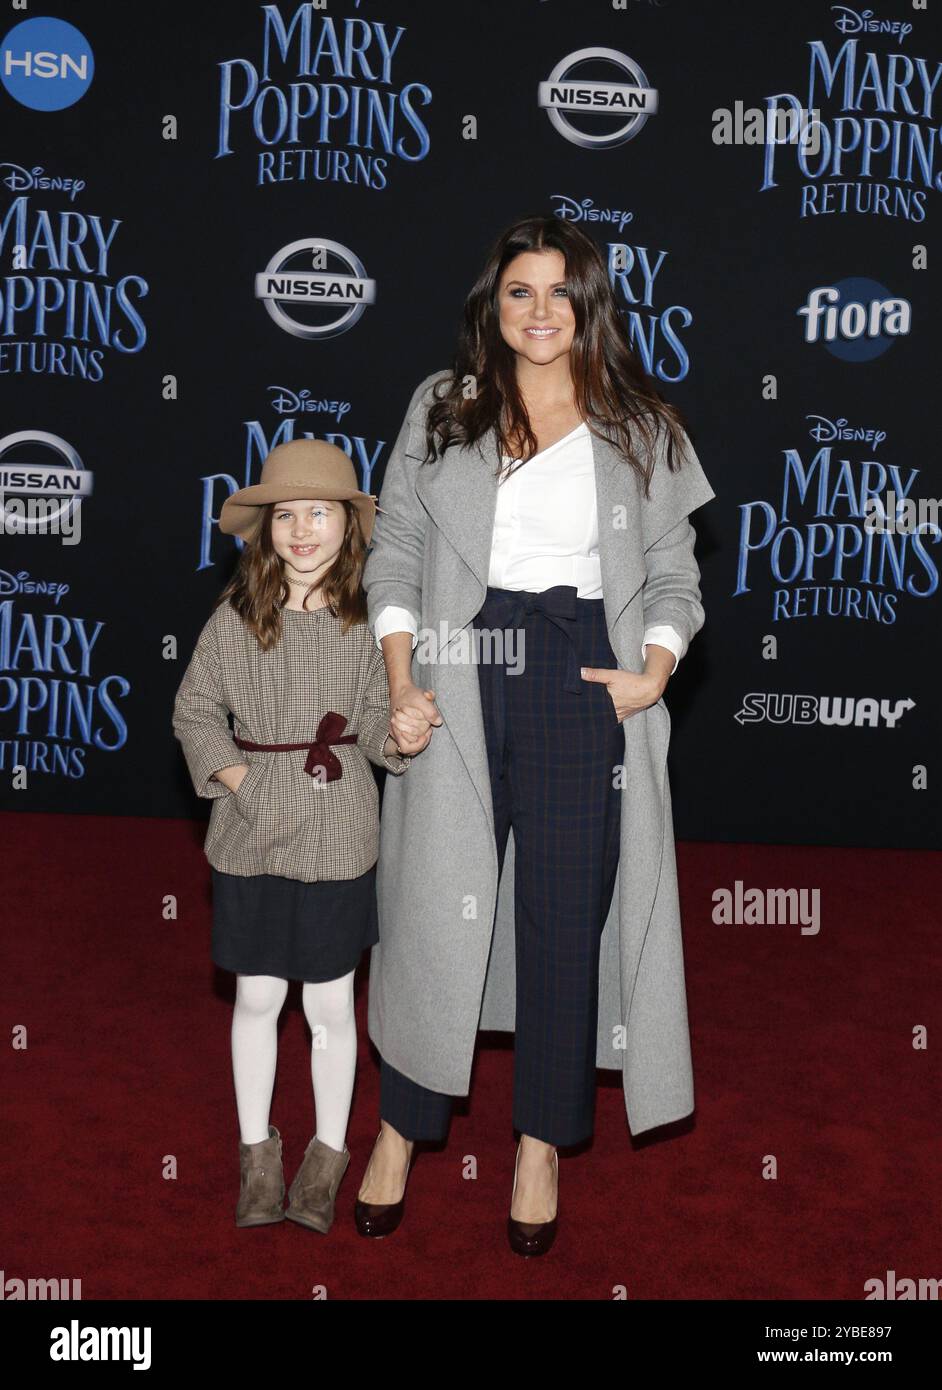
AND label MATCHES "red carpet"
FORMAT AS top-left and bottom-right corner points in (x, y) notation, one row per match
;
(2, 810), (938, 1300)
